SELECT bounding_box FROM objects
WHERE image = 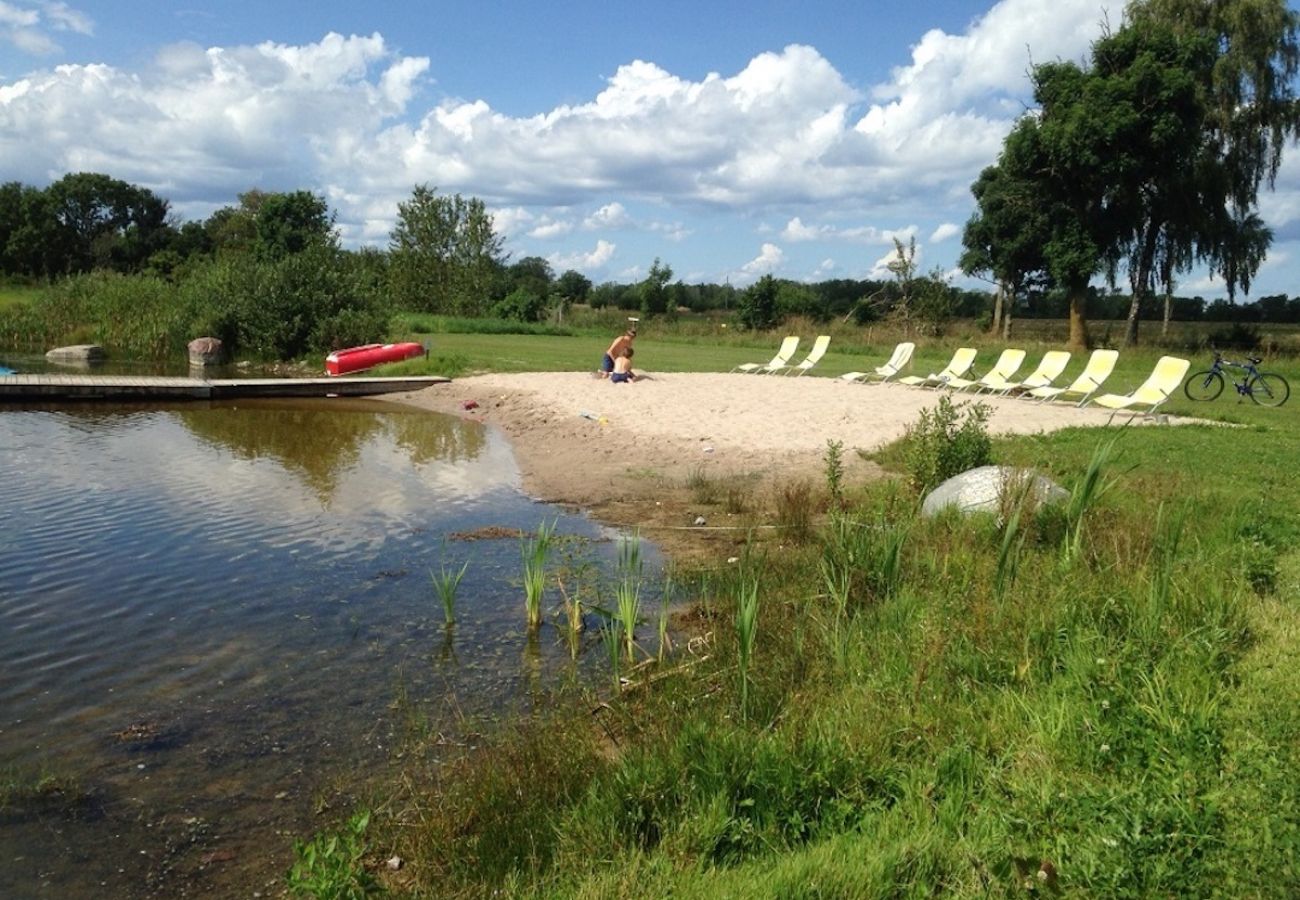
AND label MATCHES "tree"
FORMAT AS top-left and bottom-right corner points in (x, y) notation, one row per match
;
(43, 172), (172, 274)
(737, 274), (780, 331)
(555, 269), (592, 304)
(506, 256), (554, 300)
(388, 184), (506, 315)
(638, 257), (673, 317)
(253, 190), (335, 260)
